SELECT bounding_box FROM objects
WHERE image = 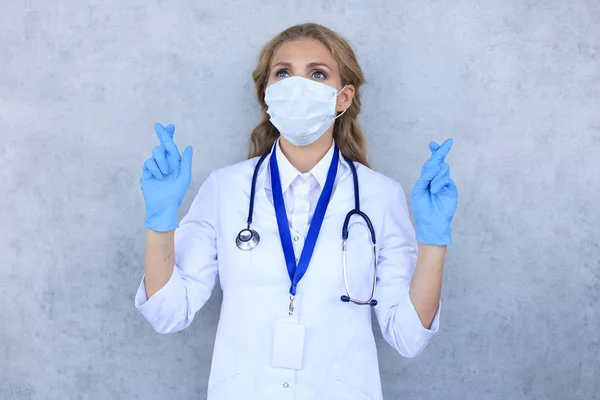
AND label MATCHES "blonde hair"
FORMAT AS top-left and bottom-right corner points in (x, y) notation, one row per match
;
(248, 23), (370, 167)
